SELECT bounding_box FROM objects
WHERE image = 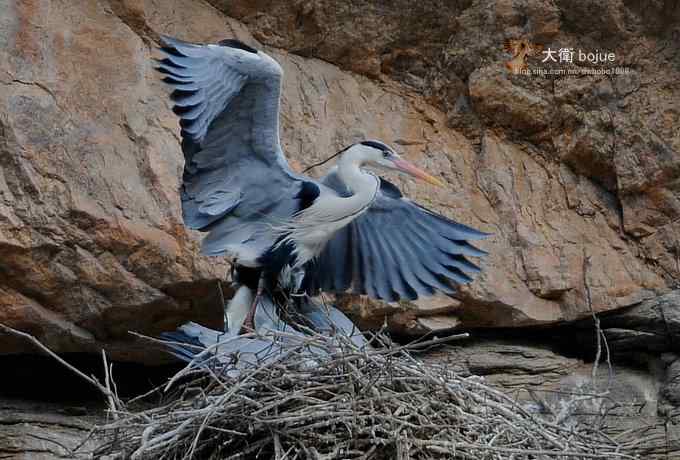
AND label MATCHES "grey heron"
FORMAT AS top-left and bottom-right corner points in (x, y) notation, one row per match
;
(156, 36), (489, 333)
